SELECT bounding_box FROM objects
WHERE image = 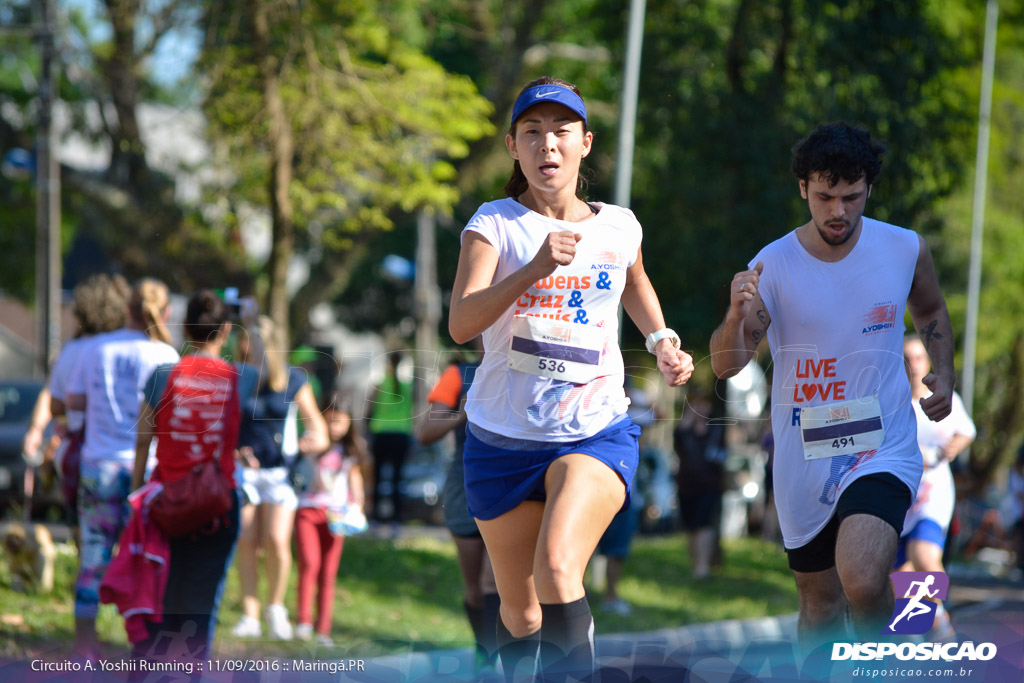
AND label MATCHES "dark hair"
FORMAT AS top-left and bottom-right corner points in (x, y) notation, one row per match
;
(185, 289), (229, 344)
(791, 122), (885, 188)
(73, 274), (131, 337)
(504, 76), (591, 200)
(326, 395), (369, 465)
